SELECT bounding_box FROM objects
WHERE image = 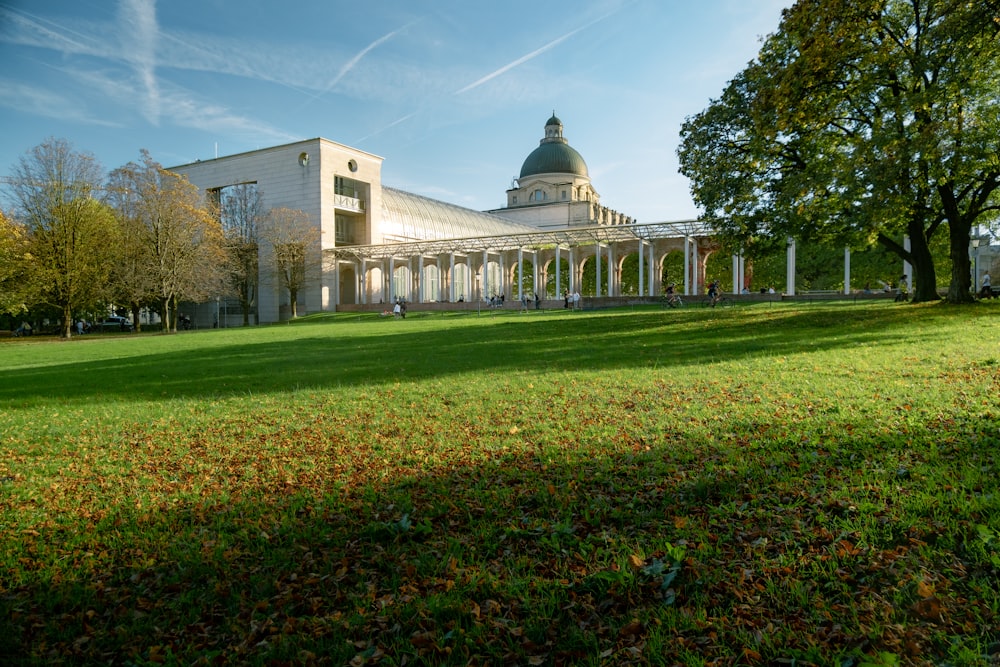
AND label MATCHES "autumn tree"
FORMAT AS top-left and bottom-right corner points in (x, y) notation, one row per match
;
(259, 207), (320, 319)
(0, 209), (30, 316)
(218, 183), (261, 326)
(106, 163), (159, 331)
(6, 138), (118, 337)
(678, 0), (1000, 303)
(110, 151), (227, 332)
